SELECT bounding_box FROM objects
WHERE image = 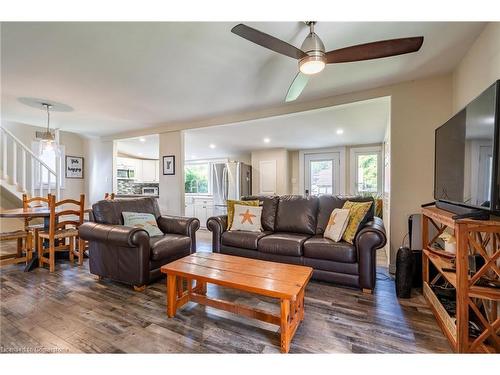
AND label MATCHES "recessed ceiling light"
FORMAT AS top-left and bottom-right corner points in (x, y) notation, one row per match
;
(139, 138), (146, 142)
(336, 129), (344, 135)
(209, 144), (216, 149)
(263, 138), (271, 143)
(138, 152), (143, 156)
